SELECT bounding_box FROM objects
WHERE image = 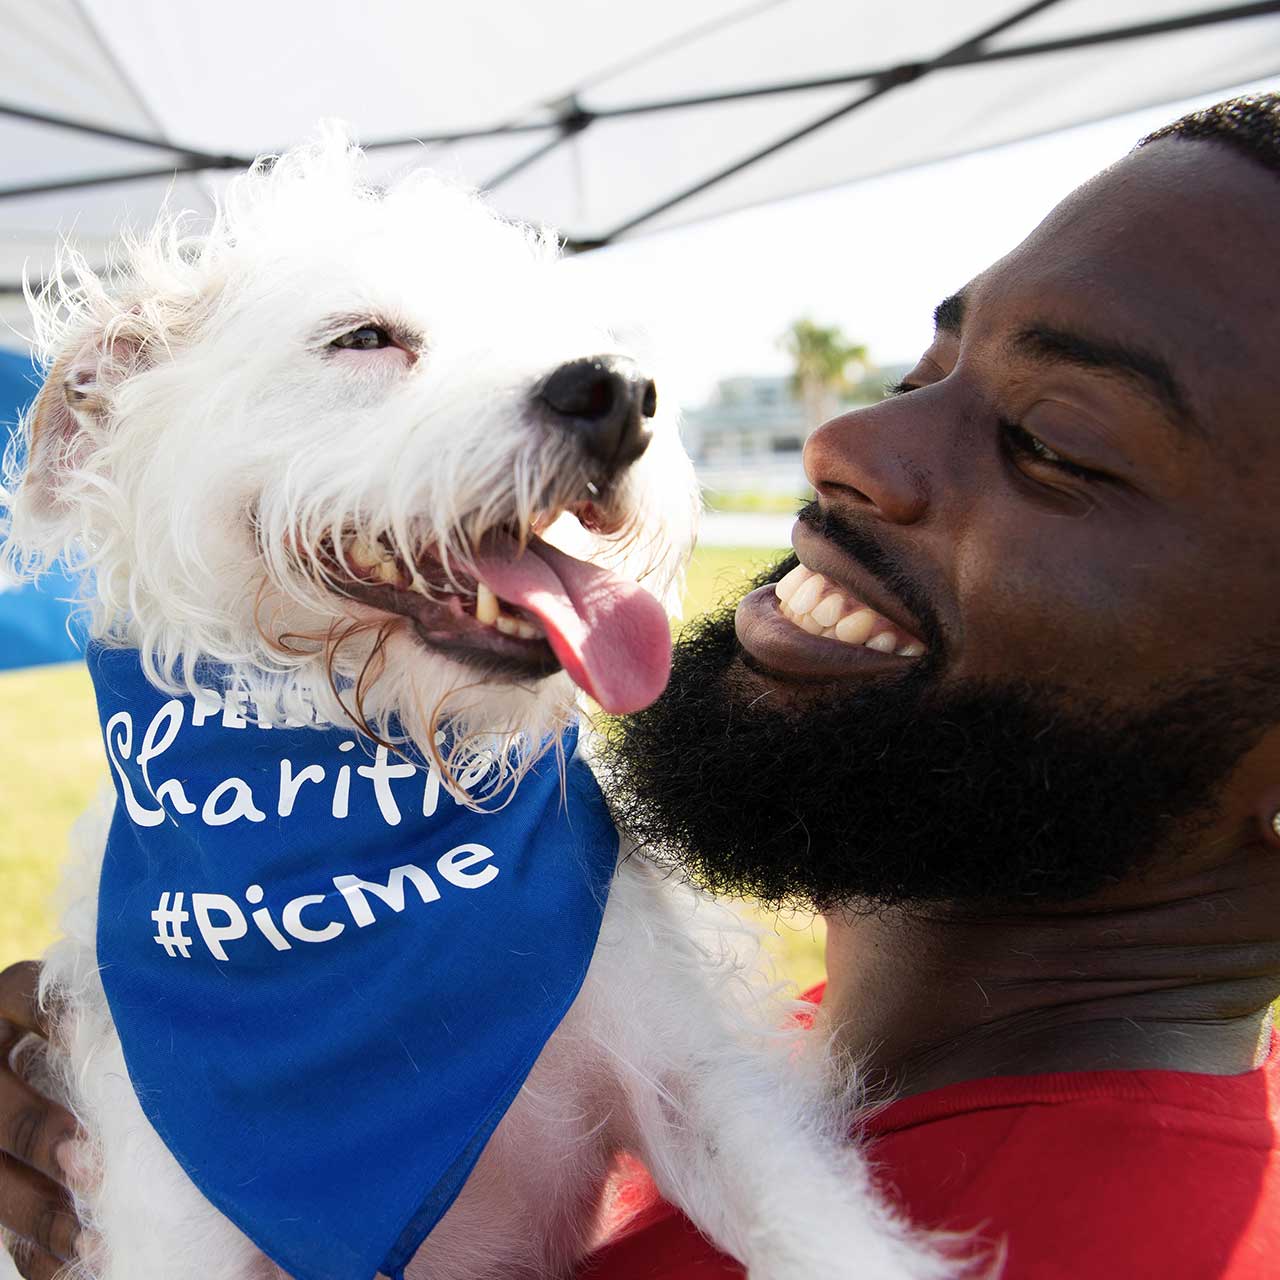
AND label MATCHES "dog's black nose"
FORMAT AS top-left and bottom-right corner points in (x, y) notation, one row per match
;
(538, 355), (656, 473)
